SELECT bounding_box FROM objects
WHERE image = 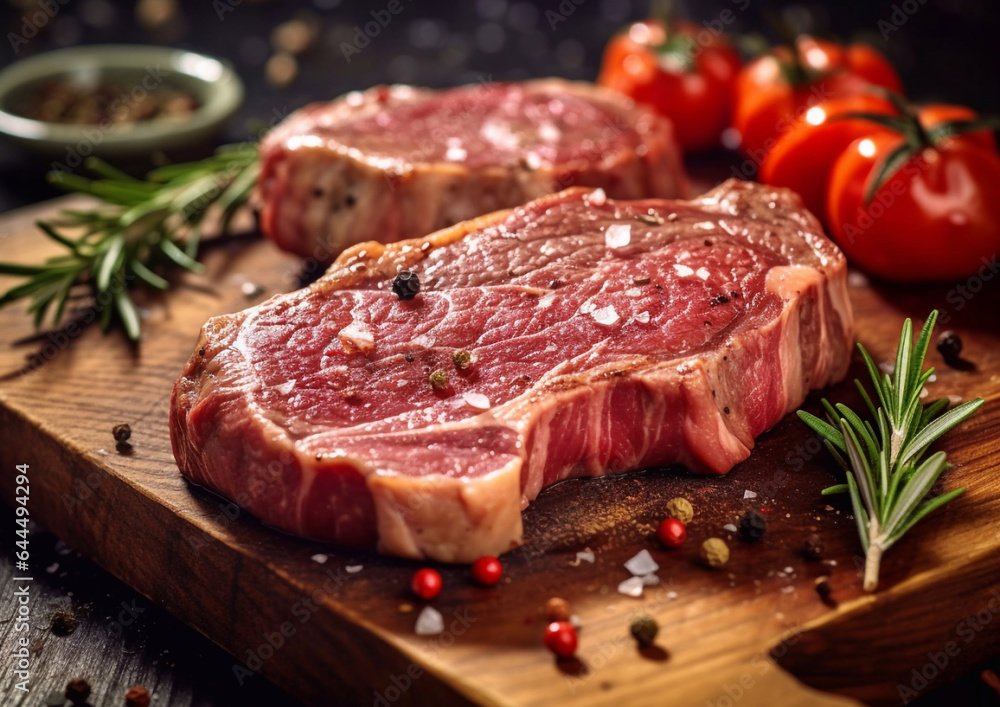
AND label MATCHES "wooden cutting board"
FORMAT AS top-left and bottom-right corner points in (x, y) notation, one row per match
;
(1, 196), (998, 707)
